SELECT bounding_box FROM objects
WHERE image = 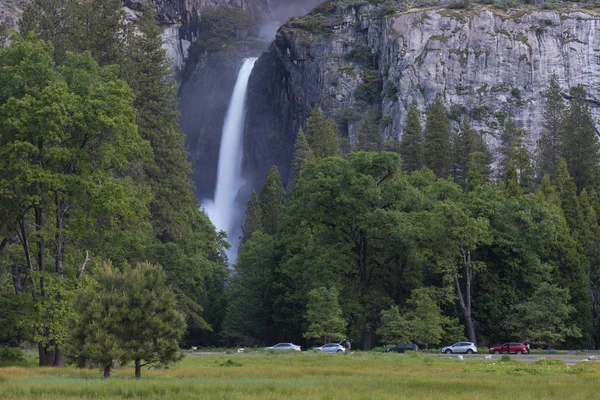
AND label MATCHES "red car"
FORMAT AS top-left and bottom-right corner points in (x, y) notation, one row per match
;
(489, 342), (528, 354)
